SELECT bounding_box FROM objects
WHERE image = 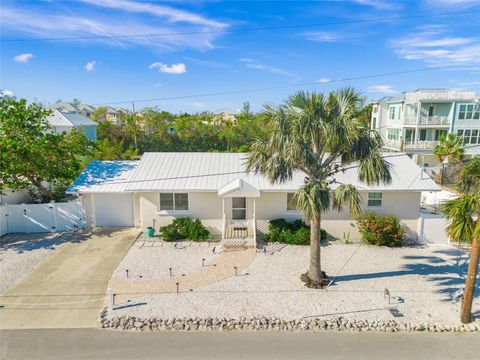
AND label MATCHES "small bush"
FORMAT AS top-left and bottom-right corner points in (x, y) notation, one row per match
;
(160, 217), (209, 241)
(264, 218), (327, 245)
(357, 212), (404, 247)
